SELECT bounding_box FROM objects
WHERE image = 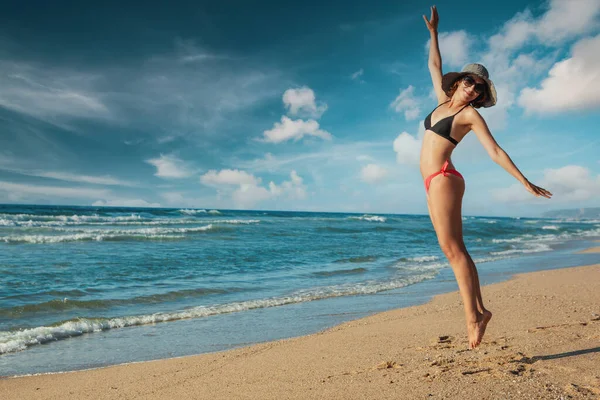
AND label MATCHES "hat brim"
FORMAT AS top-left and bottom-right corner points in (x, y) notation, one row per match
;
(441, 72), (497, 108)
